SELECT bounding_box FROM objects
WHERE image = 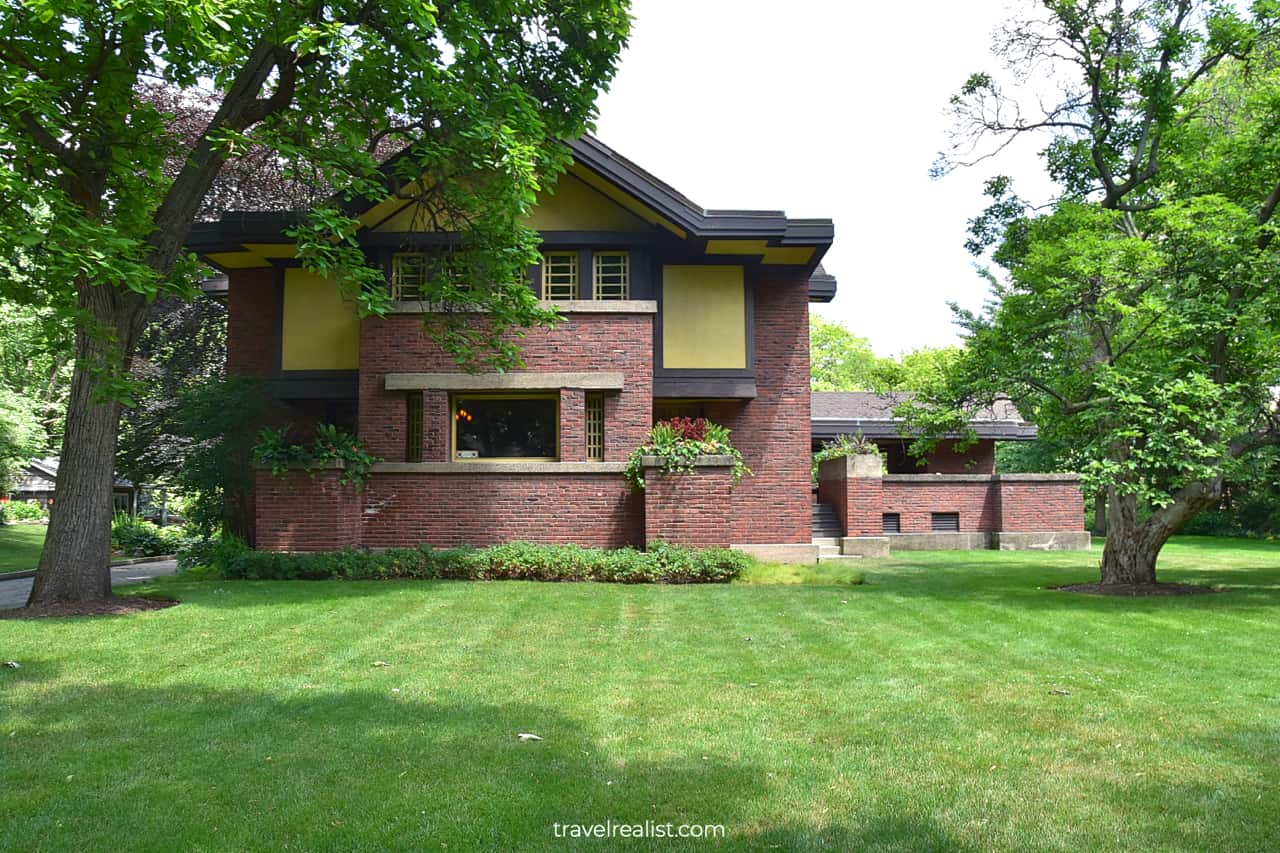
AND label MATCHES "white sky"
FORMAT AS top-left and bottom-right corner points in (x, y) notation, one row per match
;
(594, 0), (1056, 357)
